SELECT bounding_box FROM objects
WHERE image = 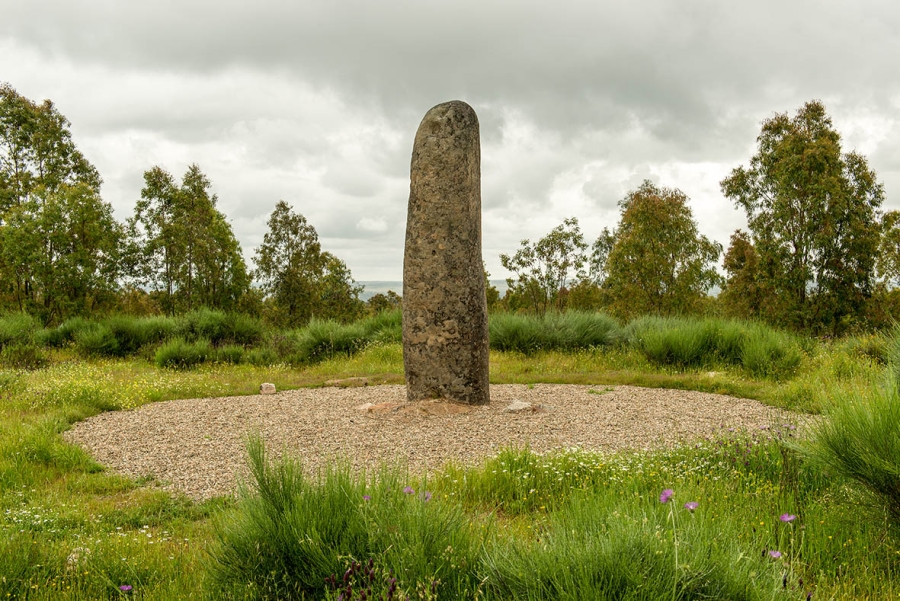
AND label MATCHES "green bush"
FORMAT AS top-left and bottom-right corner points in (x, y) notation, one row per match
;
(296, 319), (368, 363)
(214, 344), (245, 365)
(0, 313), (40, 348)
(154, 338), (211, 369)
(207, 437), (482, 600)
(179, 308), (264, 346)
(489, 311), (621, 354)
(740, 326), (802, 378)
(245, 347), (281, 367)
(0, 342), (47, 370)
(481, 488), (789, 600)
(358, 308), (402, 343)
(802, 377), (900, 527)
(625, 316), (801, 377)
(40, 316), (92, 348)
(74, 323), (119, 357)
